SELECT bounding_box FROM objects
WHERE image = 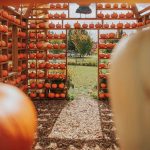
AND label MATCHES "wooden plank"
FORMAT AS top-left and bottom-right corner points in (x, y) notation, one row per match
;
(132, 4), (140, 19)
(0, 0), (150, 5)
(139, 6), (150, 14)
(28, 18), (138, 20)
(24, 4), (33, 18)
(12, 26), (18, 72)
